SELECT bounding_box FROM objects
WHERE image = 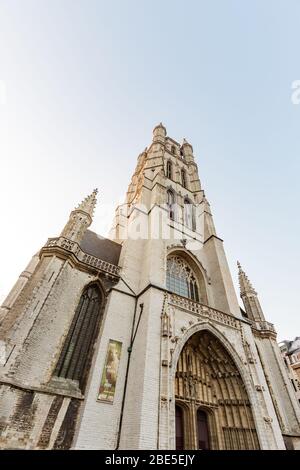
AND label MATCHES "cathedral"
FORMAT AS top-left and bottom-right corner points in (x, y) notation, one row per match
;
(0, 123), (300, 450)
